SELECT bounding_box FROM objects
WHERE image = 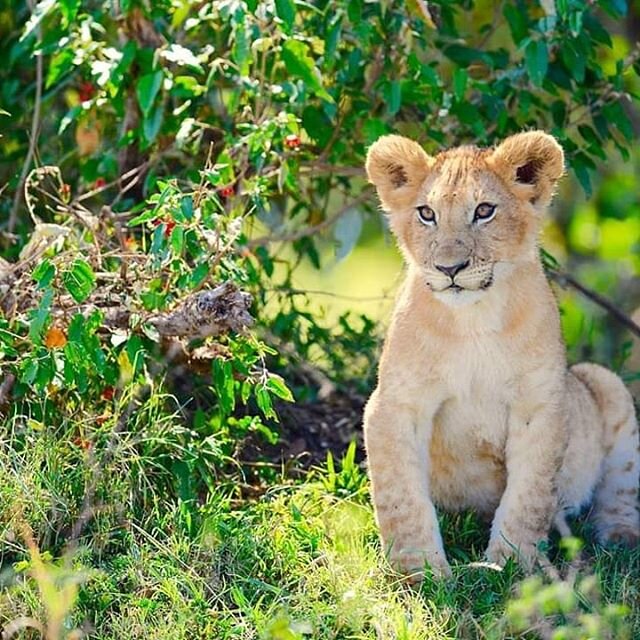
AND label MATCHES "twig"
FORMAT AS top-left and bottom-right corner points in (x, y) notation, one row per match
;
(280, 286), (395, 303)
(299, 162), (365, 177)
(75, 161), (150, 203)
(548, 268), (640, 338)
(8, 3), (43, 233)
